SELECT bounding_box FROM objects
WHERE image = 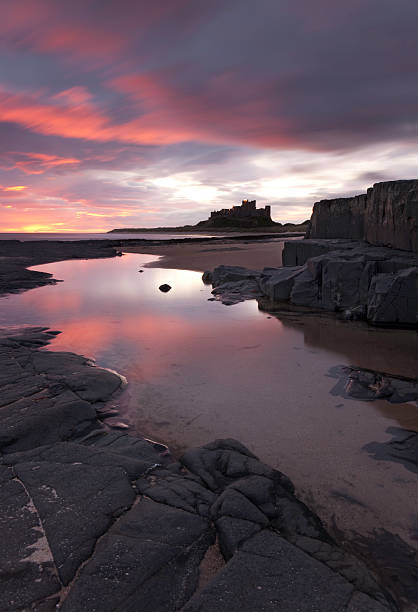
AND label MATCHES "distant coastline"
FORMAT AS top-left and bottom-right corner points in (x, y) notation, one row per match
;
(107, 221), (309, 234)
